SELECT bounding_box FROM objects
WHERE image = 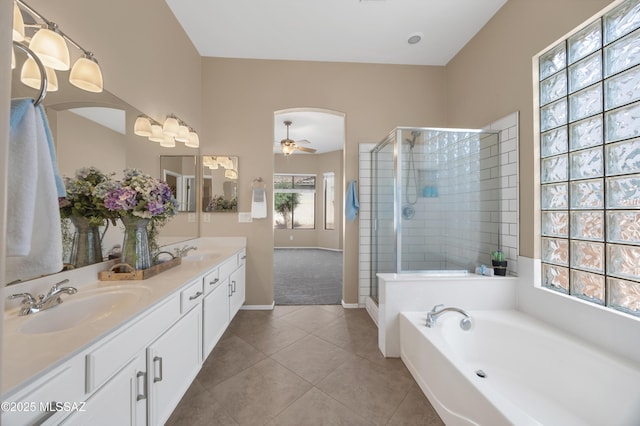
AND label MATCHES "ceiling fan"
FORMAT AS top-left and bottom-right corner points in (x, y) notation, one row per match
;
(279, 120), (317, 155)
